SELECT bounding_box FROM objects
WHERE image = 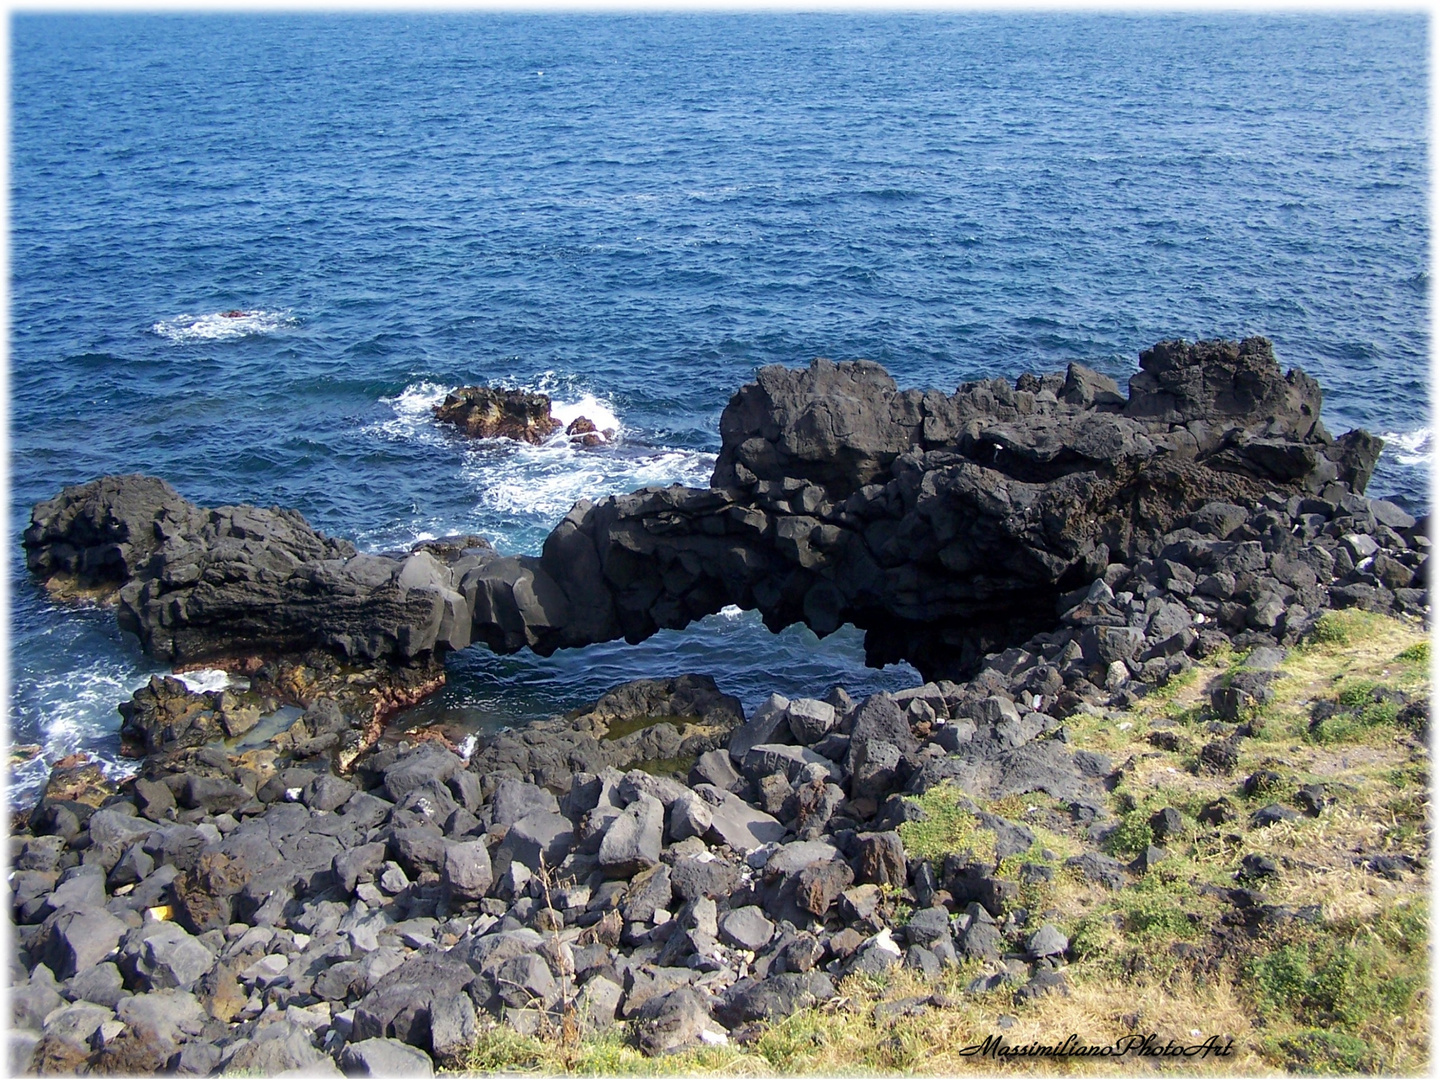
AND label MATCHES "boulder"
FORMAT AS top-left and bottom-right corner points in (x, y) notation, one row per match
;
(340, 1037), (436, 1076)
(46, 909), (127, 979)
(633, 986), (723, 1057)
(847, 928), (904, 976)
(442, 839), (493, 900)
(728, 694), (793, 762)
(718, 906), (775, 951)
(716, 971), (836, 1027)
(689, 749), (745, 794)
(667, 790), (714, 842)
(501, 812), (575, 874)
(855, 831), (907, 889)
(129, 922), (216, 991)
(598, 794), (664, 877)
(1026, 924), (1068, 959)
(785, 699), (838, 744)
(490, 777), (561, 827)
(692, 784), (786, 854)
